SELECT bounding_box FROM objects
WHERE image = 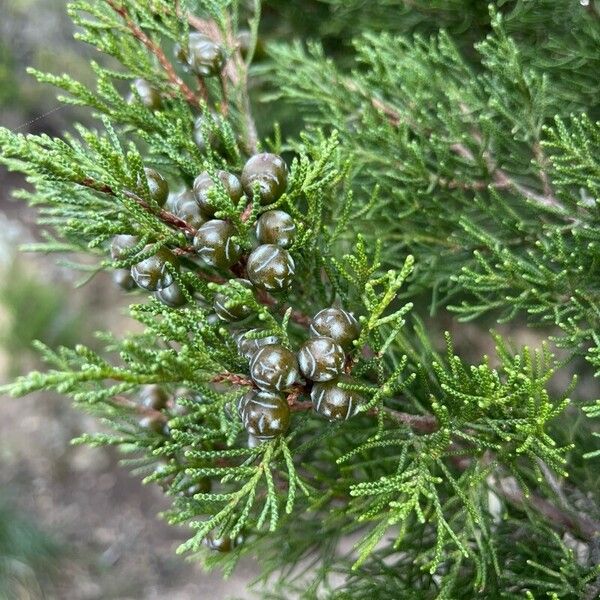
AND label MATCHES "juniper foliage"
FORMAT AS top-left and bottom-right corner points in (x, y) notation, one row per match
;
(0, 1), (599, 598)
